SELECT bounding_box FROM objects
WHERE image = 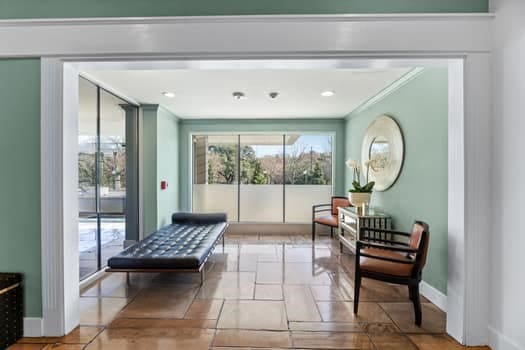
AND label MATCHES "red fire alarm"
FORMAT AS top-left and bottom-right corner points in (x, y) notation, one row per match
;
(160, 180), (168, 190)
